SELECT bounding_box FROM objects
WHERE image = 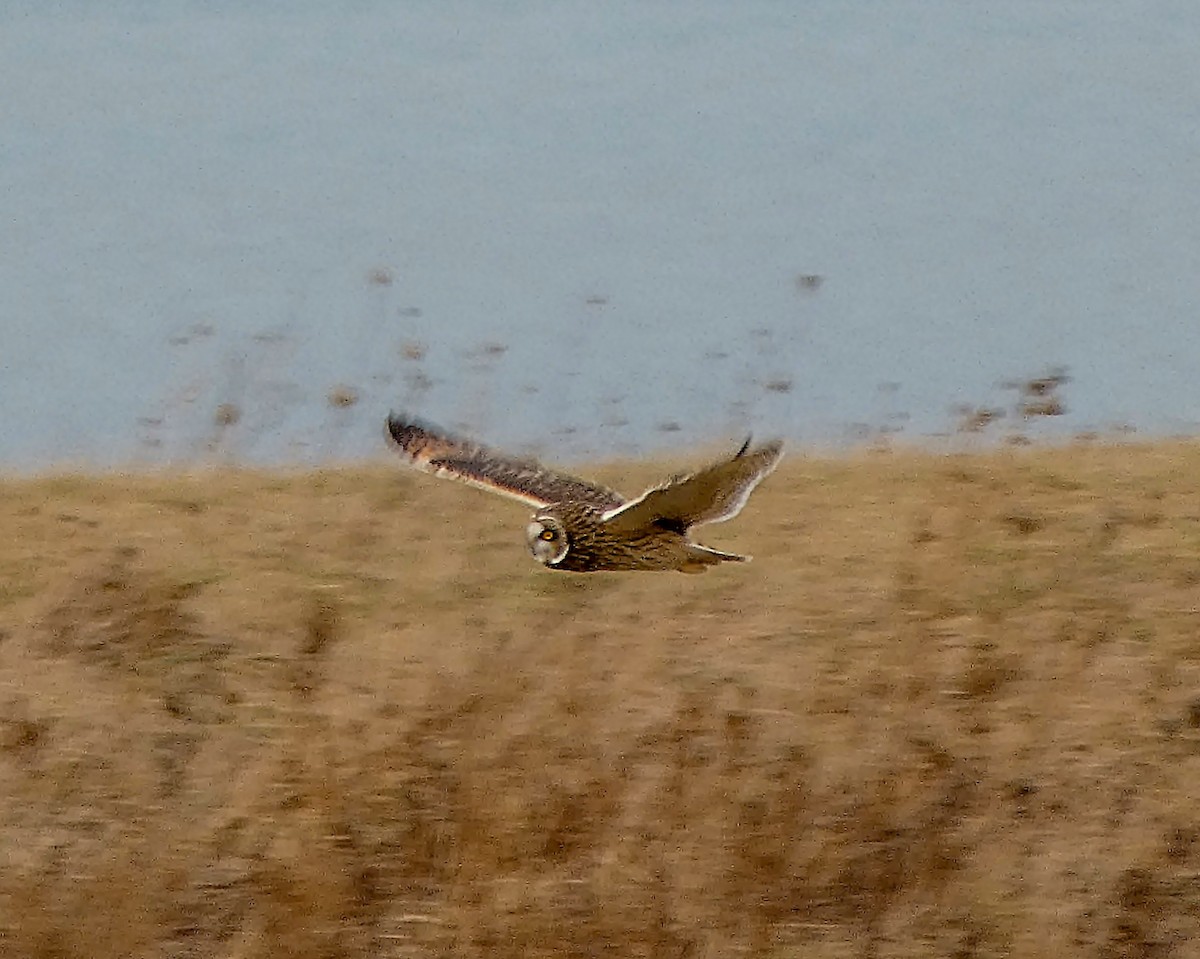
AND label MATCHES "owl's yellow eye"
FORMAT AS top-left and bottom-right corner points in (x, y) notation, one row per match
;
(540, 529), (556, 541)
